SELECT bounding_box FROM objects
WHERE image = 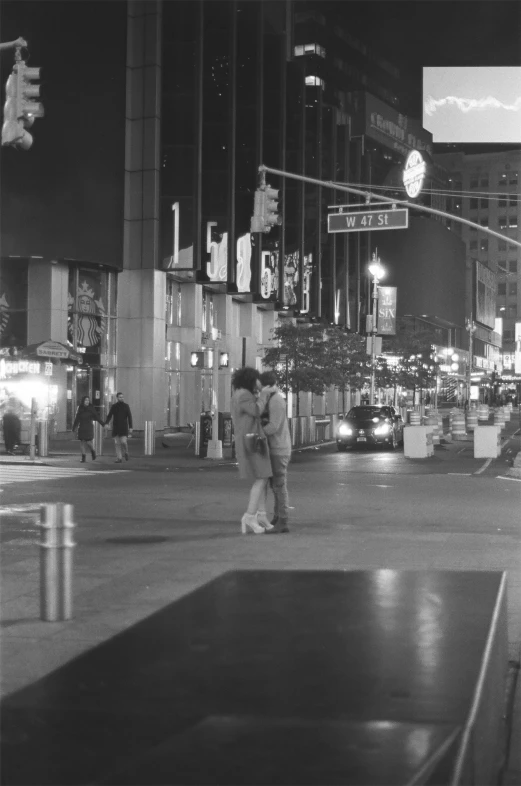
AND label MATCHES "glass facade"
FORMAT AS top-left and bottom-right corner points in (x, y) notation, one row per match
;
(66, 266), (118, 426)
